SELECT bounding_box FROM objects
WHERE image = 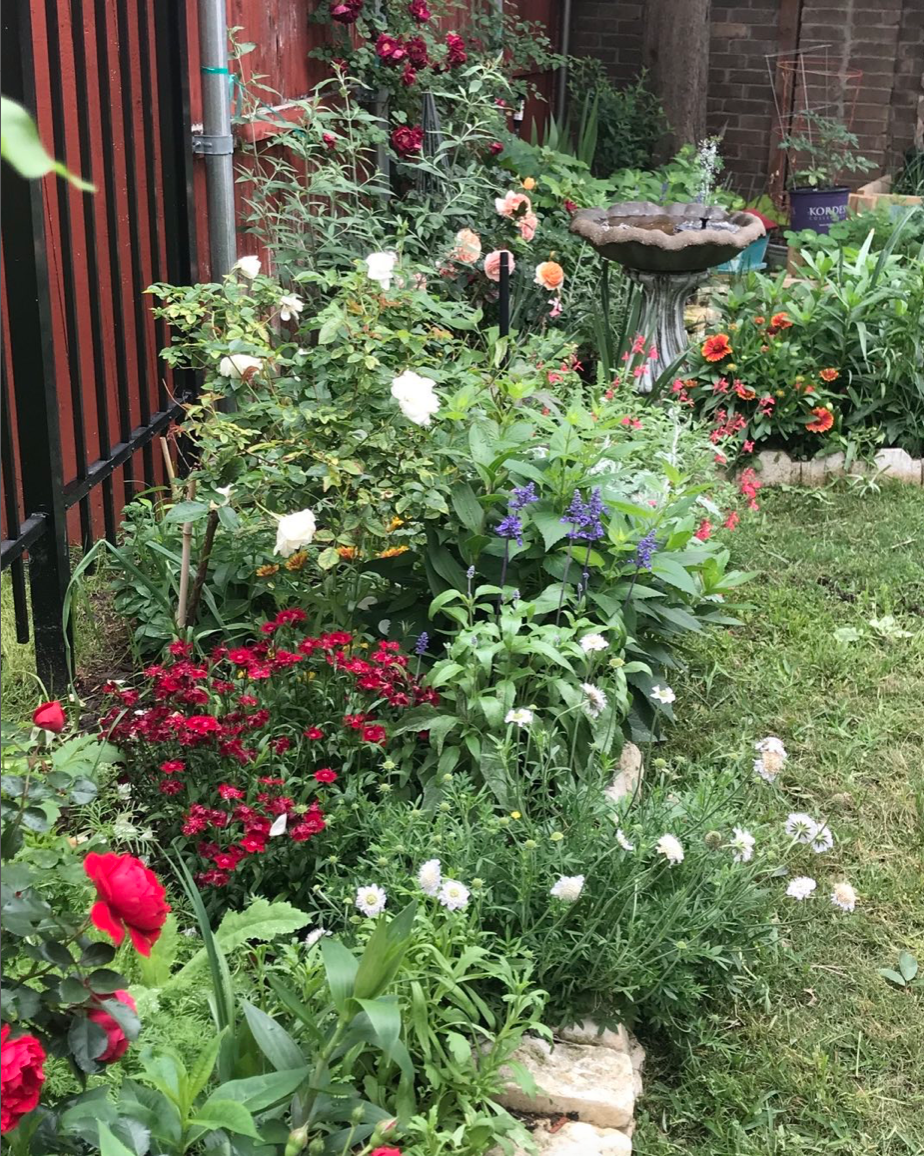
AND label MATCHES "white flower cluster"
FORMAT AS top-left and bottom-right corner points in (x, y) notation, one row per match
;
(784, 812), (833, 854)
(416, 859), (470, 911)
(785, 874), (860, 912)
(753, 735), (788, 782)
